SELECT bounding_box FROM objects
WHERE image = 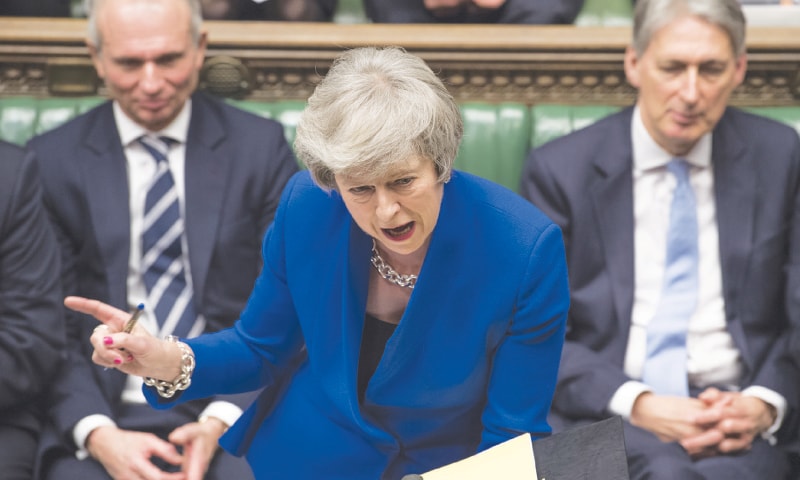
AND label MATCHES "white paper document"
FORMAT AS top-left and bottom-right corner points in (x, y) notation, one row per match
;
(420, 433), (538, 480)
